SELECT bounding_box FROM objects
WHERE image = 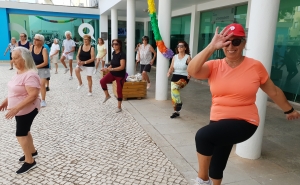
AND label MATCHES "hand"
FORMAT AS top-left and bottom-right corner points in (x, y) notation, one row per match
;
(101, 68), (109, 72)
(209, 27), (233, 50)
(77, 60), (81, 65)
(0, 101), (8, 111)
(5, 107), (20, 119)
(50, 56), (53, 60)
(167, 72), (171, 77)
(187, 75), (191, 79)
(81, 61), (85, 66)
(286, 110), (300, 120)
(150, 60), (154, 65)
